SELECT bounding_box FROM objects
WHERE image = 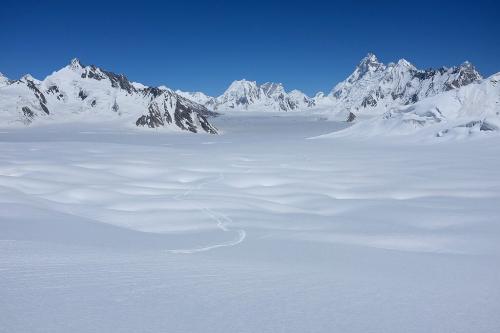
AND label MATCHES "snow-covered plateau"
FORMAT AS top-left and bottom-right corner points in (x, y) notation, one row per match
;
(1, 111), (500, 332)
